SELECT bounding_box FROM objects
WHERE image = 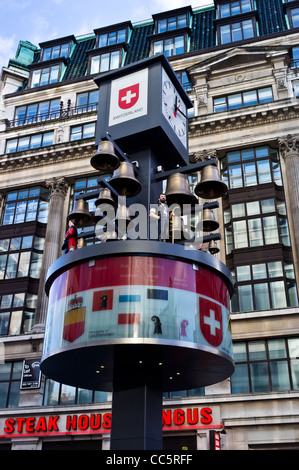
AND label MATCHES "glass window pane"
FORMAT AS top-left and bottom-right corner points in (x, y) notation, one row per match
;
(14, 201), (26, 224)
(229, 164), (243, 188)
(241, 148), (254, 161)
(246, 201), (260, 216)
(263, 216), (279, 244)
(290, 360), (299, 390)
(175, 36), (185, 55)
(232, 203), (245, 218)
(40, 68), (50, 86)
(231, 22), (242, 42)
(29, 252), (43, 279)
(0, 312), (9, 335)
(9, 310), (22, 335)
(233, 342), (247, 361)
(22, 236), (33, 249)
(100, 53), (110, 72)
(3, 204), (15, 225)
(228, 93), (242, 109)
(0, 254), (7, 279)
(248, 218), (263, 247)
(288, 338), (299, 358)
(77, 388), (93, 404)
(233, 220), (248, 248)
(6, 253), (19, 279)
(214, 97), (227, 113)
(220, 4), (230, 18)
(10, 238), (21, 251)
(23, 311), (35, 333)
(154, 40), (163, 55)
(228, 151), (241, 163)
(270, 281), (287, 308)
(61, 43), (69, 58)
(243, 90), (257, 107)
(236, 265), (251, 281)
(268, 261), (283, 278)
(17, 251), (30, 277)
(164, 38), (174, 57)
(254, 283), (270, 310)
(231, 363), (250, 393)
(8, 380), (20, 408)
(270, 361), (290, 391)
(292, 8), (299, 28)
(50, 65), (59, 84)
(268, 339), (287, 359)
(220, 24), (231, 44)
(6, 139), (18, 153)
(83, 123), (95, 139)
(0, 382), (9, 407)
(258, 87), (273, 103)
(238, 284), (253, 311)
(30, 134), (42, 149)
(42, 132), (54, 146)
(1, 294), (13, 309)
(250, 362), (270, 392)
(0, 239), (9, 252)
(257, 160), (271, 184)
(279, 218), (290, 246)
(26, 199), (38, 221)
(249, 340), (267, 360)
(242, 19), (254, 39)
(261, 198), (275, 213)
(60, 384), (76, 405)
(91, 56), (100, 74)
(110, 51), (120, 70)
(13, 293), (25, 308)
(243, 162), (257, 186)
(252, 263), (267, 279)
(31, 70), (41, 88)
(17, 136), (30, 152)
